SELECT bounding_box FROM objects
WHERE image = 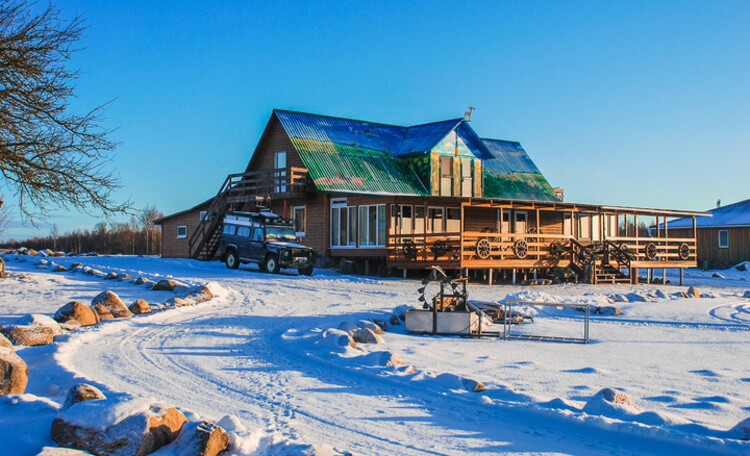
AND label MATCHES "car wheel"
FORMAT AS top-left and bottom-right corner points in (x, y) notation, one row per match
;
(298, 264), (314, 276)
(264, 255), (281, 274)
(225, 251), (239, 269)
